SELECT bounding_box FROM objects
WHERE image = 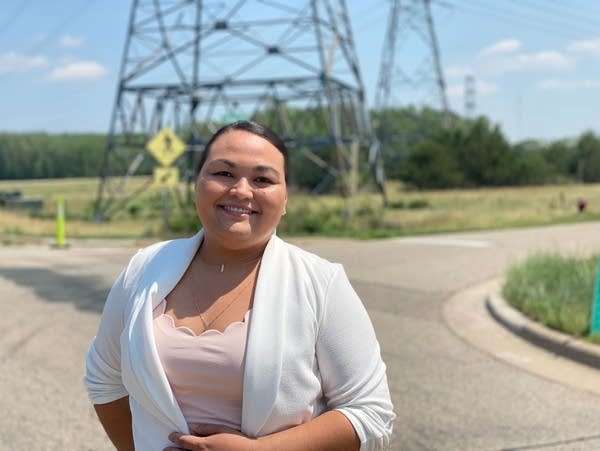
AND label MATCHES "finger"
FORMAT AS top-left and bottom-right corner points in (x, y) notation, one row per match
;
(168, 432), (184, 443)
(168, 431), (205, 449)
(189, 423), (241, 436)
